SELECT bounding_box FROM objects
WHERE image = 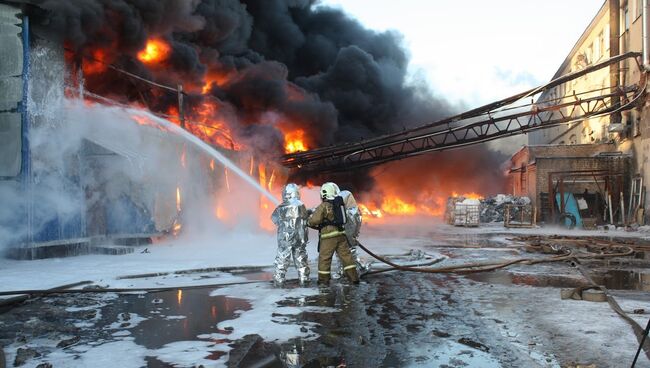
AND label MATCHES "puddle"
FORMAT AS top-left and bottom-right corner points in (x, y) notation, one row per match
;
(466, 271), (587, 288)
(113, 288), (251, 349)
(591, 270), (650, 291)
